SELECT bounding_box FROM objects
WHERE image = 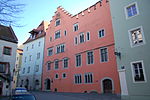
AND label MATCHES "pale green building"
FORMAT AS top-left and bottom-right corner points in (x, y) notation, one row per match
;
(109, 0), (150, 100)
